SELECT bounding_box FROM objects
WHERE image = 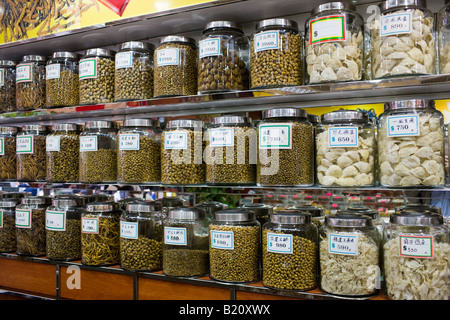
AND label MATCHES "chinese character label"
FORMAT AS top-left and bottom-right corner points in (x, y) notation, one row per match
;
(329, 233), (359, 255)
(387, 114), (419, 137)
(211, 230), (234, 249)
